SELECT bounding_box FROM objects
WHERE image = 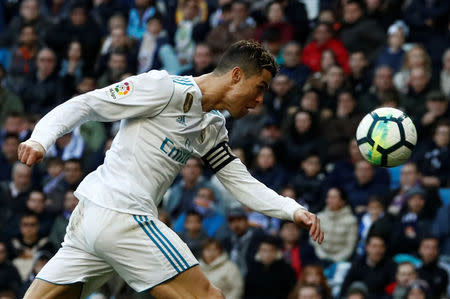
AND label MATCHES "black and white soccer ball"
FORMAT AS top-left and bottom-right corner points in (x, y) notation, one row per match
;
(356, 107), (417, 167)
